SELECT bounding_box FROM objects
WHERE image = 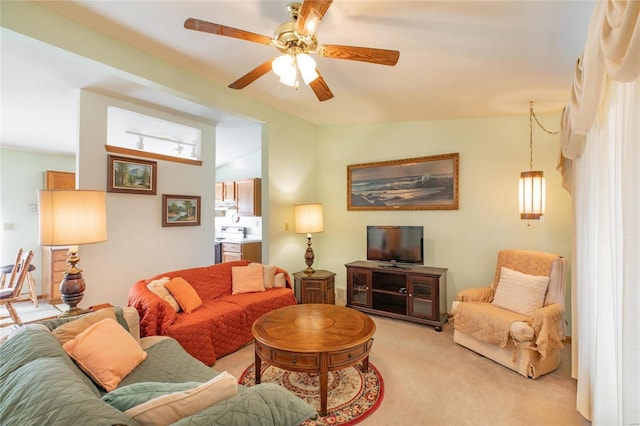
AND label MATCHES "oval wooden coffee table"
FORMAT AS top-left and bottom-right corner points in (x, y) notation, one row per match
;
(252, 304), (376, 416)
